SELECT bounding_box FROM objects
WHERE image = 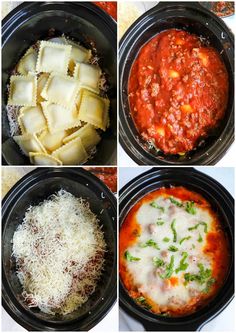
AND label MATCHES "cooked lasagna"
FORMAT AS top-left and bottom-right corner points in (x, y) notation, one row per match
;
(119, 187), (229, 316)
(12, 190), (106, 315)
